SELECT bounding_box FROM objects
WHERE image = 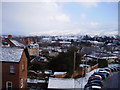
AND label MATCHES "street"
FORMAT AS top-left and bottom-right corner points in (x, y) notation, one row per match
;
(102, 71), (120, 90)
